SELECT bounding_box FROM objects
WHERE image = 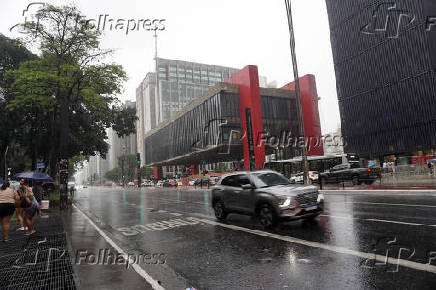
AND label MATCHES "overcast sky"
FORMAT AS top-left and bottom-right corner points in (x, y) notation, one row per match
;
(0, 0), (341, 133)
